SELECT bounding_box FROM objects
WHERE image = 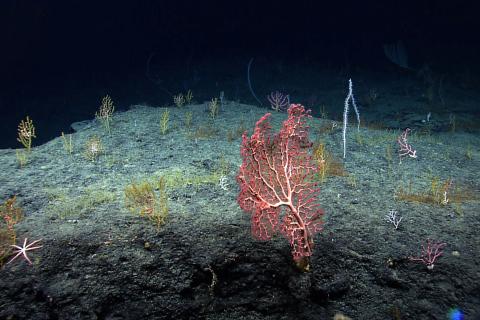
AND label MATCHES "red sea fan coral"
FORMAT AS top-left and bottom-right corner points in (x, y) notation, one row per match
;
(236, 104), (323, 270)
